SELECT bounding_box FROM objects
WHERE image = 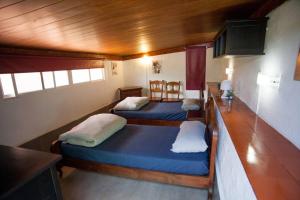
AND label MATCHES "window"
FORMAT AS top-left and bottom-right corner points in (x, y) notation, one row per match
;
(0, 74), (16, 98)
(72, 69), (90, 84)
(1, 67), (105, 98)
(14, 72), (43, 94)
(42, 71), (55, 89)
(90, 68), (105, 81)
(54, 71), (69, 87)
